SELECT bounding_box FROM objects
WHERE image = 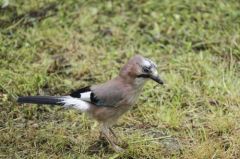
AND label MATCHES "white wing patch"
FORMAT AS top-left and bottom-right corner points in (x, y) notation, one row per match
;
(60, 96), (90, 111)
(80, 92), (91, 102)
